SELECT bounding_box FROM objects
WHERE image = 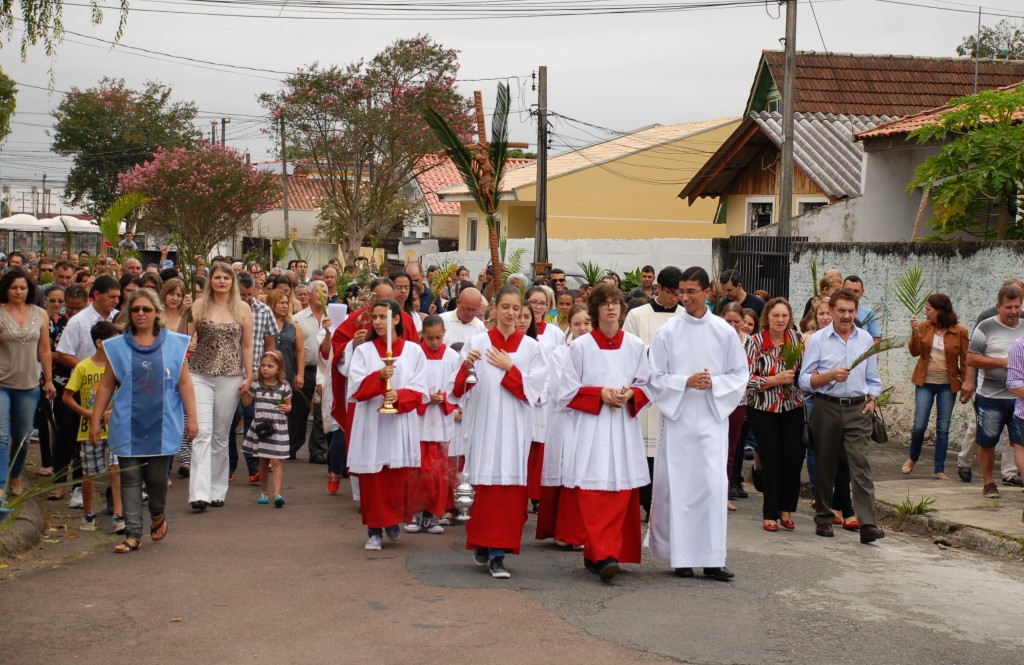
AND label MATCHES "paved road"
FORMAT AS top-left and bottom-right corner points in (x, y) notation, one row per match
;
(3, 457), (1023, 665)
